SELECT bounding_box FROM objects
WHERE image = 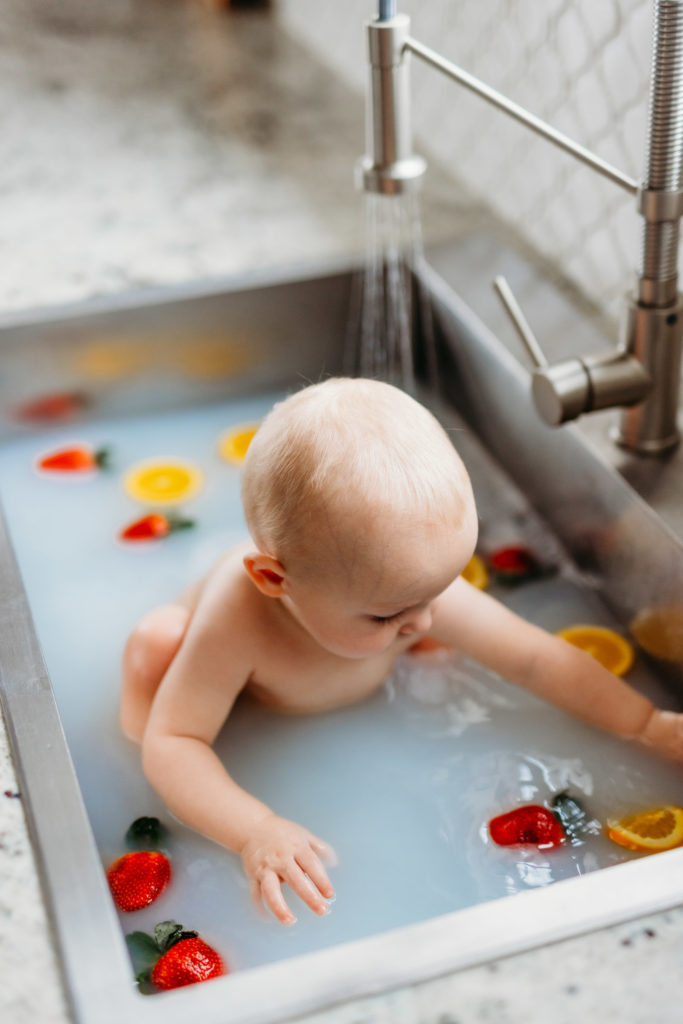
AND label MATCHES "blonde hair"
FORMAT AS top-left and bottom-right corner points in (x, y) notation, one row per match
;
(242, 378), (474, 574)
